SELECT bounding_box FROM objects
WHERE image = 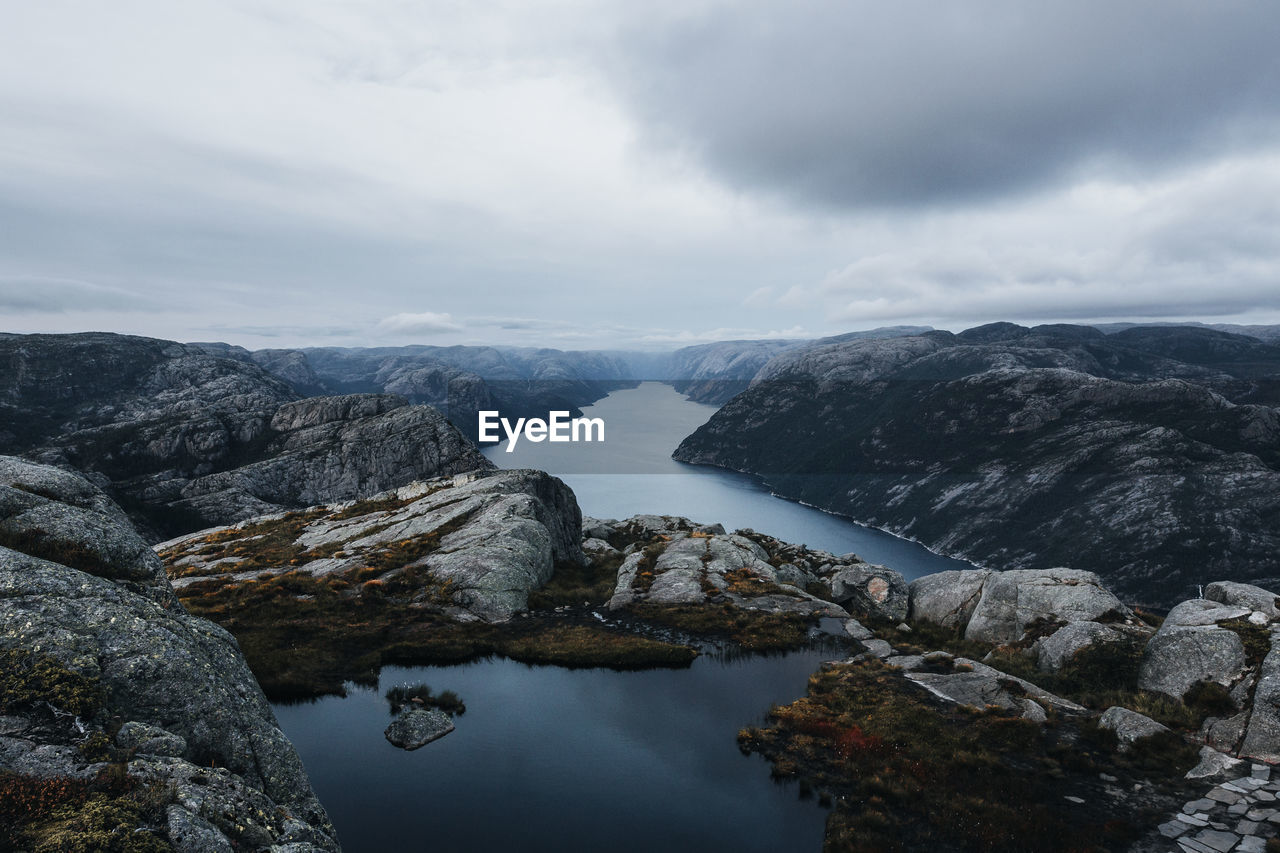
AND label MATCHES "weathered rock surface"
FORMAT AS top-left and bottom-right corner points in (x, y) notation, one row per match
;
(905, 657), (1085, 718)
(1241, 639), (1280, 764)
(673, 323), (1280, 606)
(0, 332), (491, 540)
(1098, 706), (1170, 746)
(909, 566), (1135, 645)
(0, 457), (337, 851)
(962, 568), (1132, 644)
(1139, 623), (1248, 700)
(384, 708), (454, 750)
(161, 468), (584, 621)
(592, 515), (854, 621)
(1034, 621), (1136, 672)
(829, 564), (909, 623)
(907, 569), (992, 630)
